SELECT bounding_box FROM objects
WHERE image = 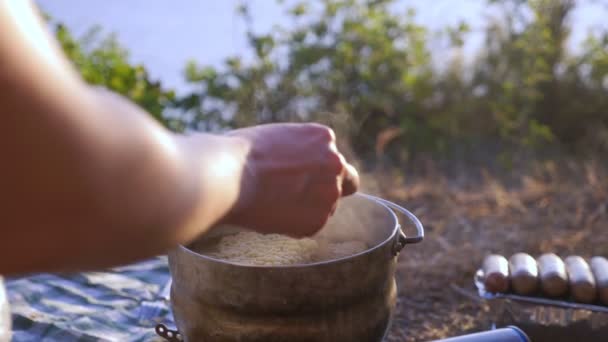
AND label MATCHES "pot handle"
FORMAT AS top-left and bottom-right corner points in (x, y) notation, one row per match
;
(359, 194), (424, 254)
(156, 324), (183, 342)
